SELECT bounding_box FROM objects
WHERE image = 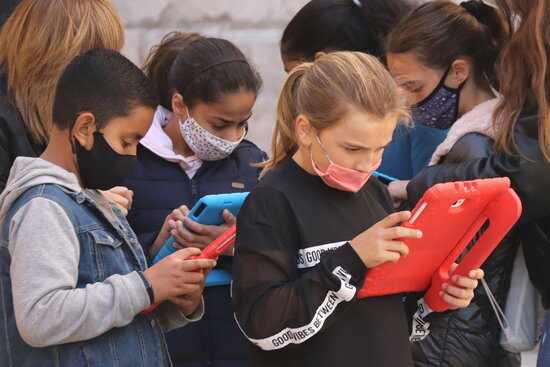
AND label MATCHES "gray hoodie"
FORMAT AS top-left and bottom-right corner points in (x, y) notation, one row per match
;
(0, 157), (201, 348)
